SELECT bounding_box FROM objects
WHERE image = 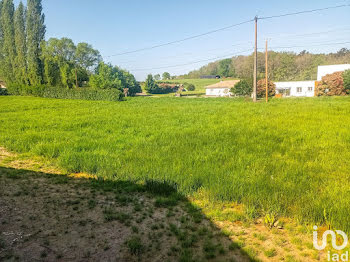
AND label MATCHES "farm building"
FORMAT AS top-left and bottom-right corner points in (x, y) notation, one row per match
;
(275, 64), (350, 97)
(200, 75), (221, 79)
(205, 80), (239, 97)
